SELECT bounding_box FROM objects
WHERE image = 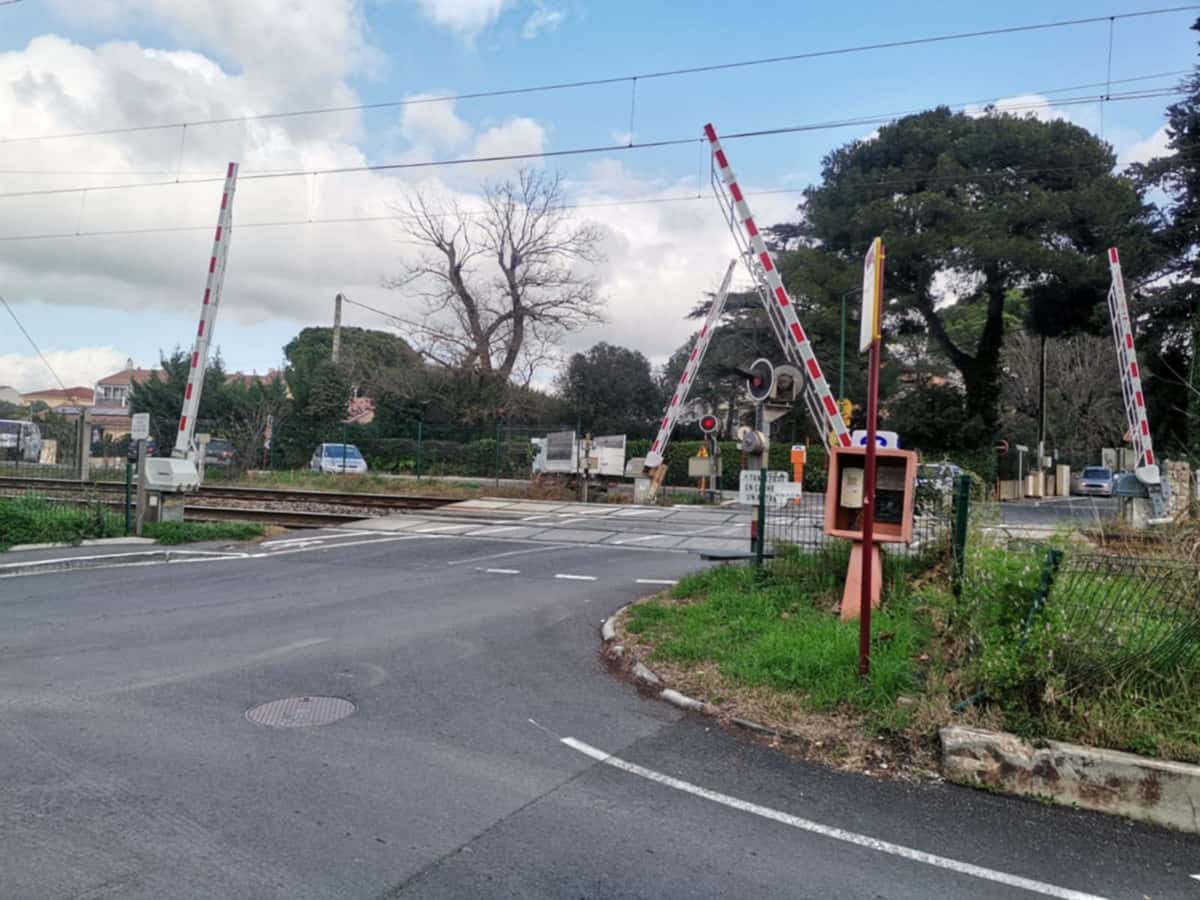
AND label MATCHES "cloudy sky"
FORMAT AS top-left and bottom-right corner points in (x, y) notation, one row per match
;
(0, 0), (1191, 393)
